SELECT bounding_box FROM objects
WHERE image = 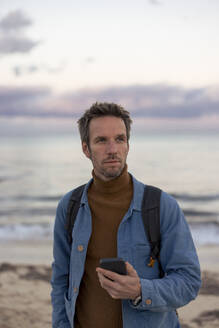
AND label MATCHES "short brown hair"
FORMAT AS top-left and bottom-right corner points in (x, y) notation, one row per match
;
(77, 102), (132, 145)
